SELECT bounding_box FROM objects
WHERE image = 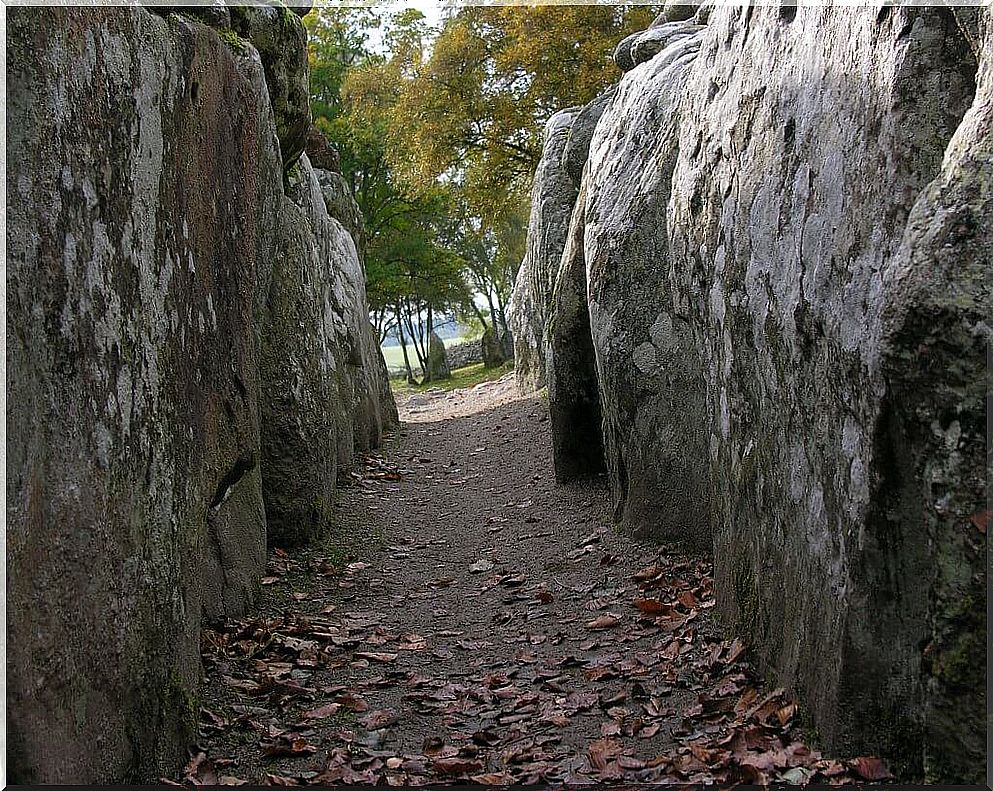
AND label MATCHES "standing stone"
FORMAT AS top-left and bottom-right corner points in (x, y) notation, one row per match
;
(585, 26), (710, 547)
(499, 330), (515, 361)
(481, 328), (506, 368)
(546, 180), (605, 483)
(6, 8), (281, 782)
(534, 5), (986, 781)
(229, 2), (312, 172)
(510, 107), (581, 392)
(6, 6), (397, 783)
(260, 192), (339, 548)
(427, 331), (452, 380)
